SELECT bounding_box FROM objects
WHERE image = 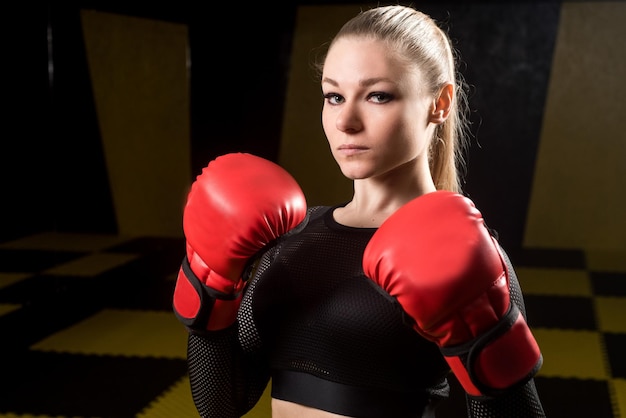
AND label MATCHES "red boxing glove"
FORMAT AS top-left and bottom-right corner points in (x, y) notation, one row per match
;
(173, 153), (307, 332)
(362, 191), (542, 397)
